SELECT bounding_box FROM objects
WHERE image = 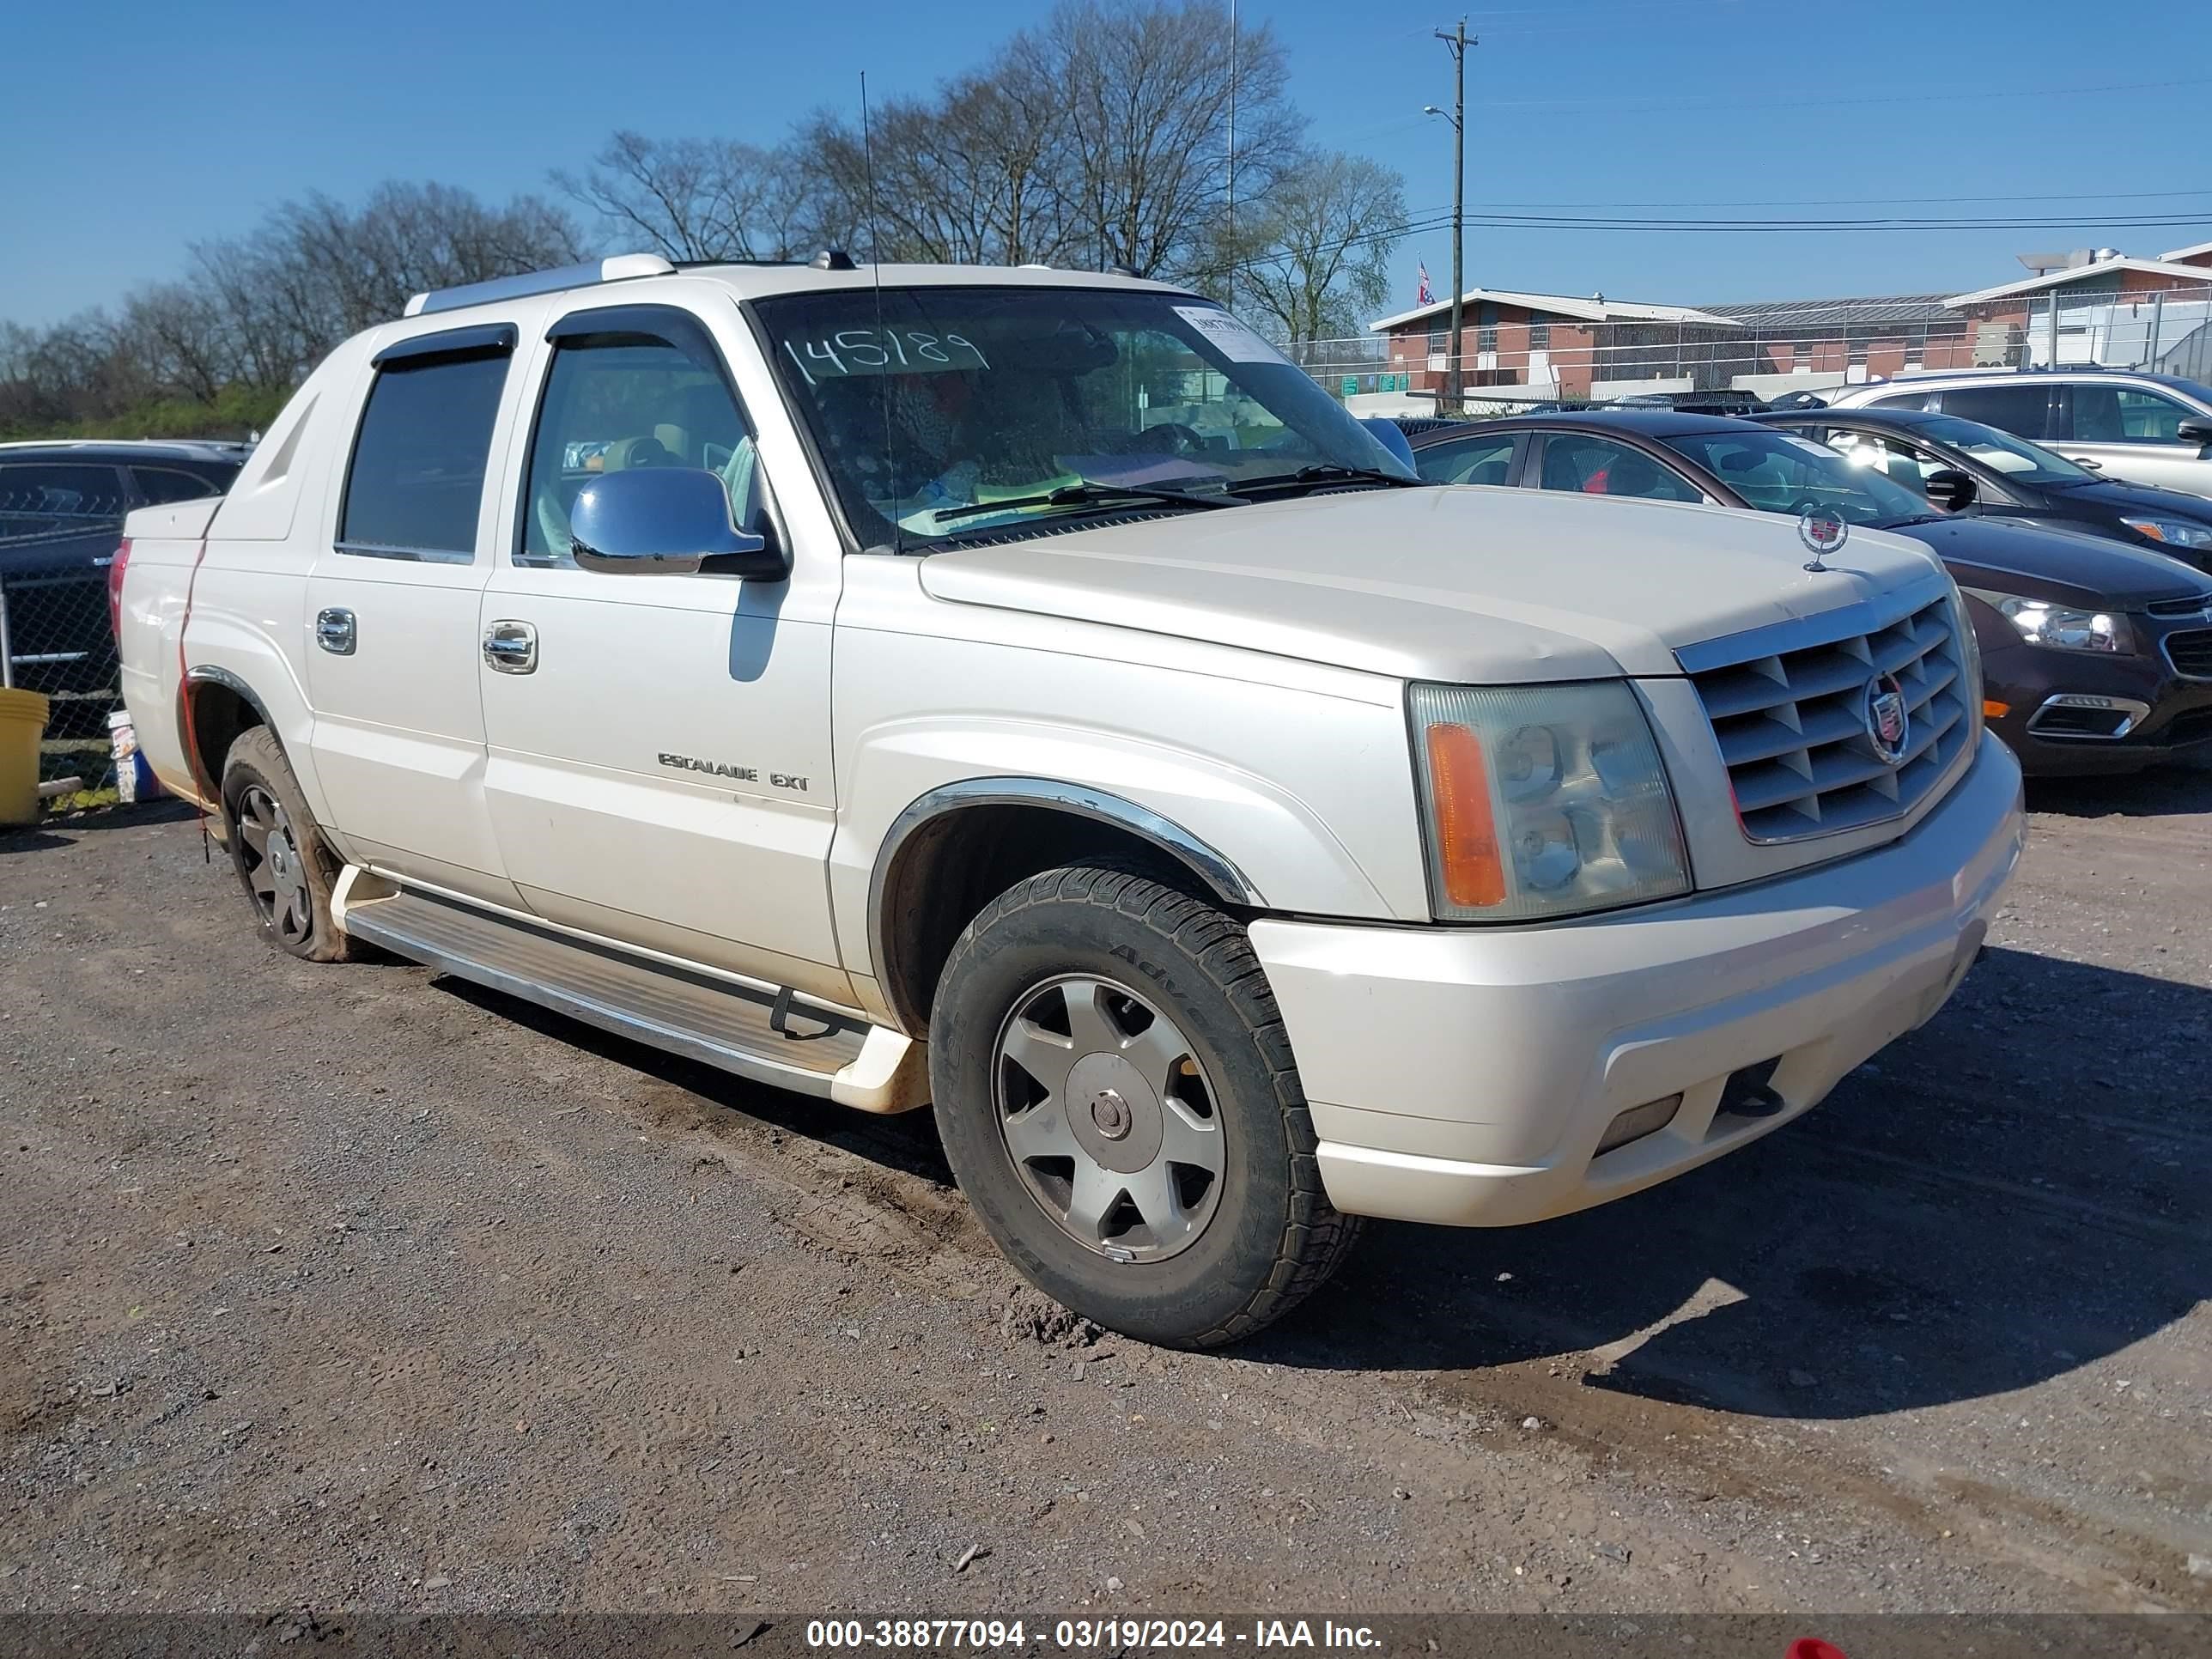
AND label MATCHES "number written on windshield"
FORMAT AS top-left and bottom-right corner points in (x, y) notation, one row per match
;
(781, 330), (991, 384)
